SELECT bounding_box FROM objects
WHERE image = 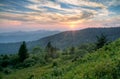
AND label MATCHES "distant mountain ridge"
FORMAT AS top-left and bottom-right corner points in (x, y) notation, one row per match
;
(0, 30), (60, 43)
(0, 27), (120, 54)
(37, 27), (120, 48)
